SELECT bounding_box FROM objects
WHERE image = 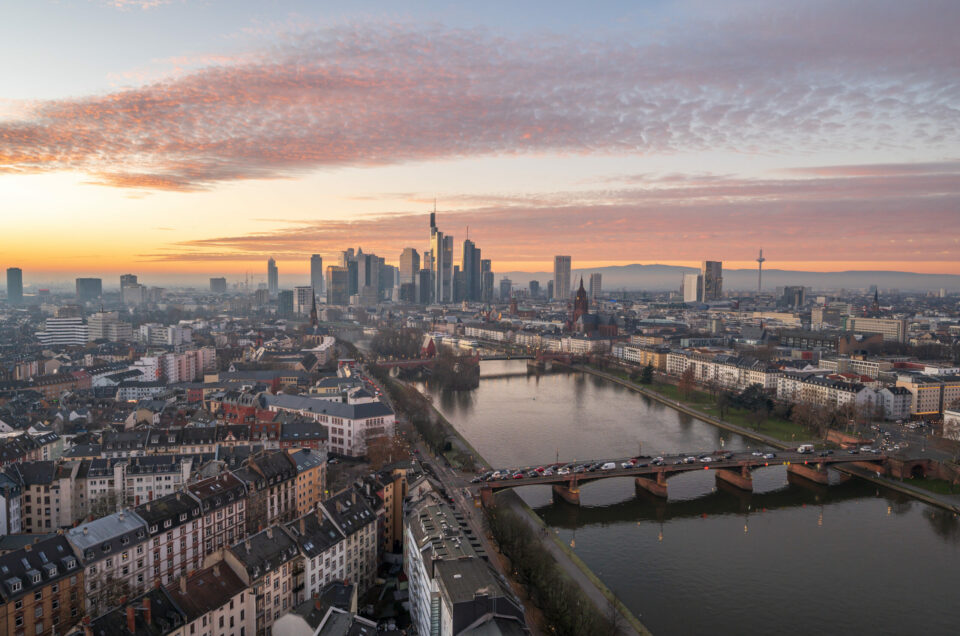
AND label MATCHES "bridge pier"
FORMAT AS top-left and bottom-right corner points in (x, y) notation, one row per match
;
(715, 466), (753, 492)
(552, 483), (581, 505)
(479, 486), (496, 508)
(635, 471), (668, 498)
(787, 462), (830, 485)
